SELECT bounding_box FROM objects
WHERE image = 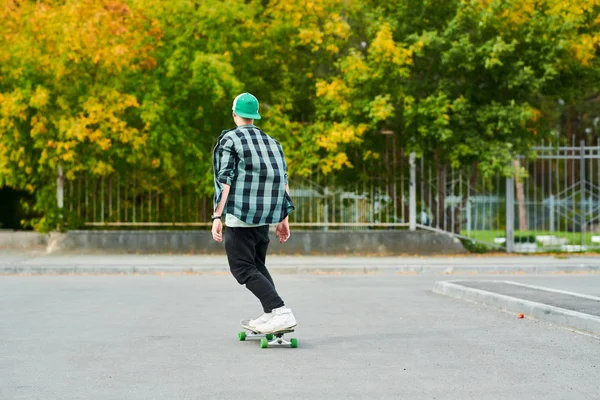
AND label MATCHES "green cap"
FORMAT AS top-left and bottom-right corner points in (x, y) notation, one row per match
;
(232, 92), (261, 120)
